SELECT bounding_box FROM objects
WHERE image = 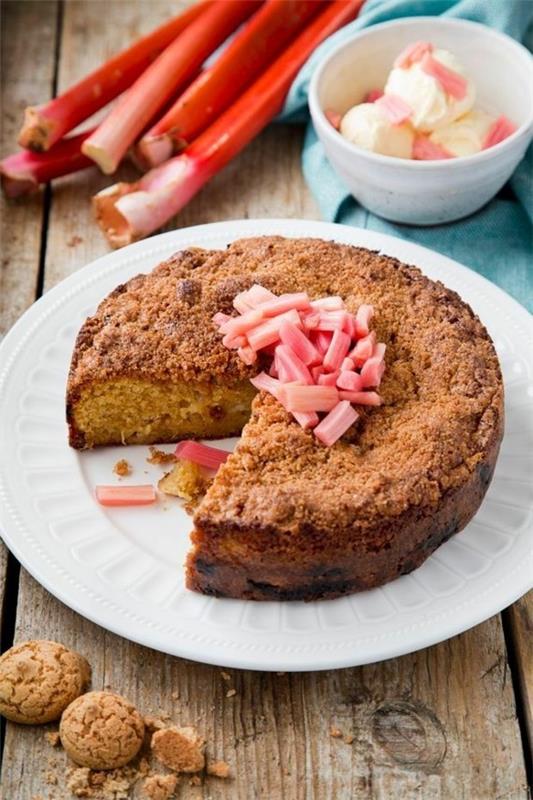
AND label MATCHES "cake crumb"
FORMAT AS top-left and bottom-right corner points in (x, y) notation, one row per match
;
(158, 460), (212, 504)
(113, 459), (132, 477)
(147, 447), (177, 465)
(225, 689), (236, 698)
(220, 671), (231, 682)
(45, 730), (61, 747)
(207, 760), (231, 779)
(329, 725), (342, 738)
(142, 774), (178, 800)
(151, 726), (205, 773)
